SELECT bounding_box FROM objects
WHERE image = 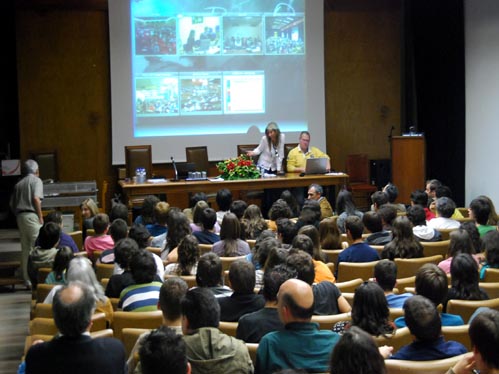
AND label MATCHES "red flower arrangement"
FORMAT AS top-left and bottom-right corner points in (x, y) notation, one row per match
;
(217, 154), (261, 180)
